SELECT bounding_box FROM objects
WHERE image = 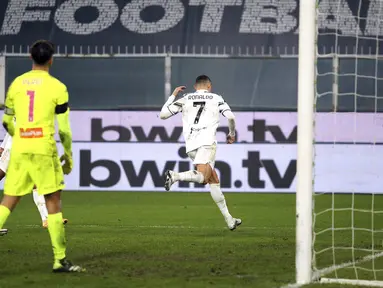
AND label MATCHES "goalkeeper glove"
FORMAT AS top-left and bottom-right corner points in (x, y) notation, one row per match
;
(60, 154), (73, 175)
